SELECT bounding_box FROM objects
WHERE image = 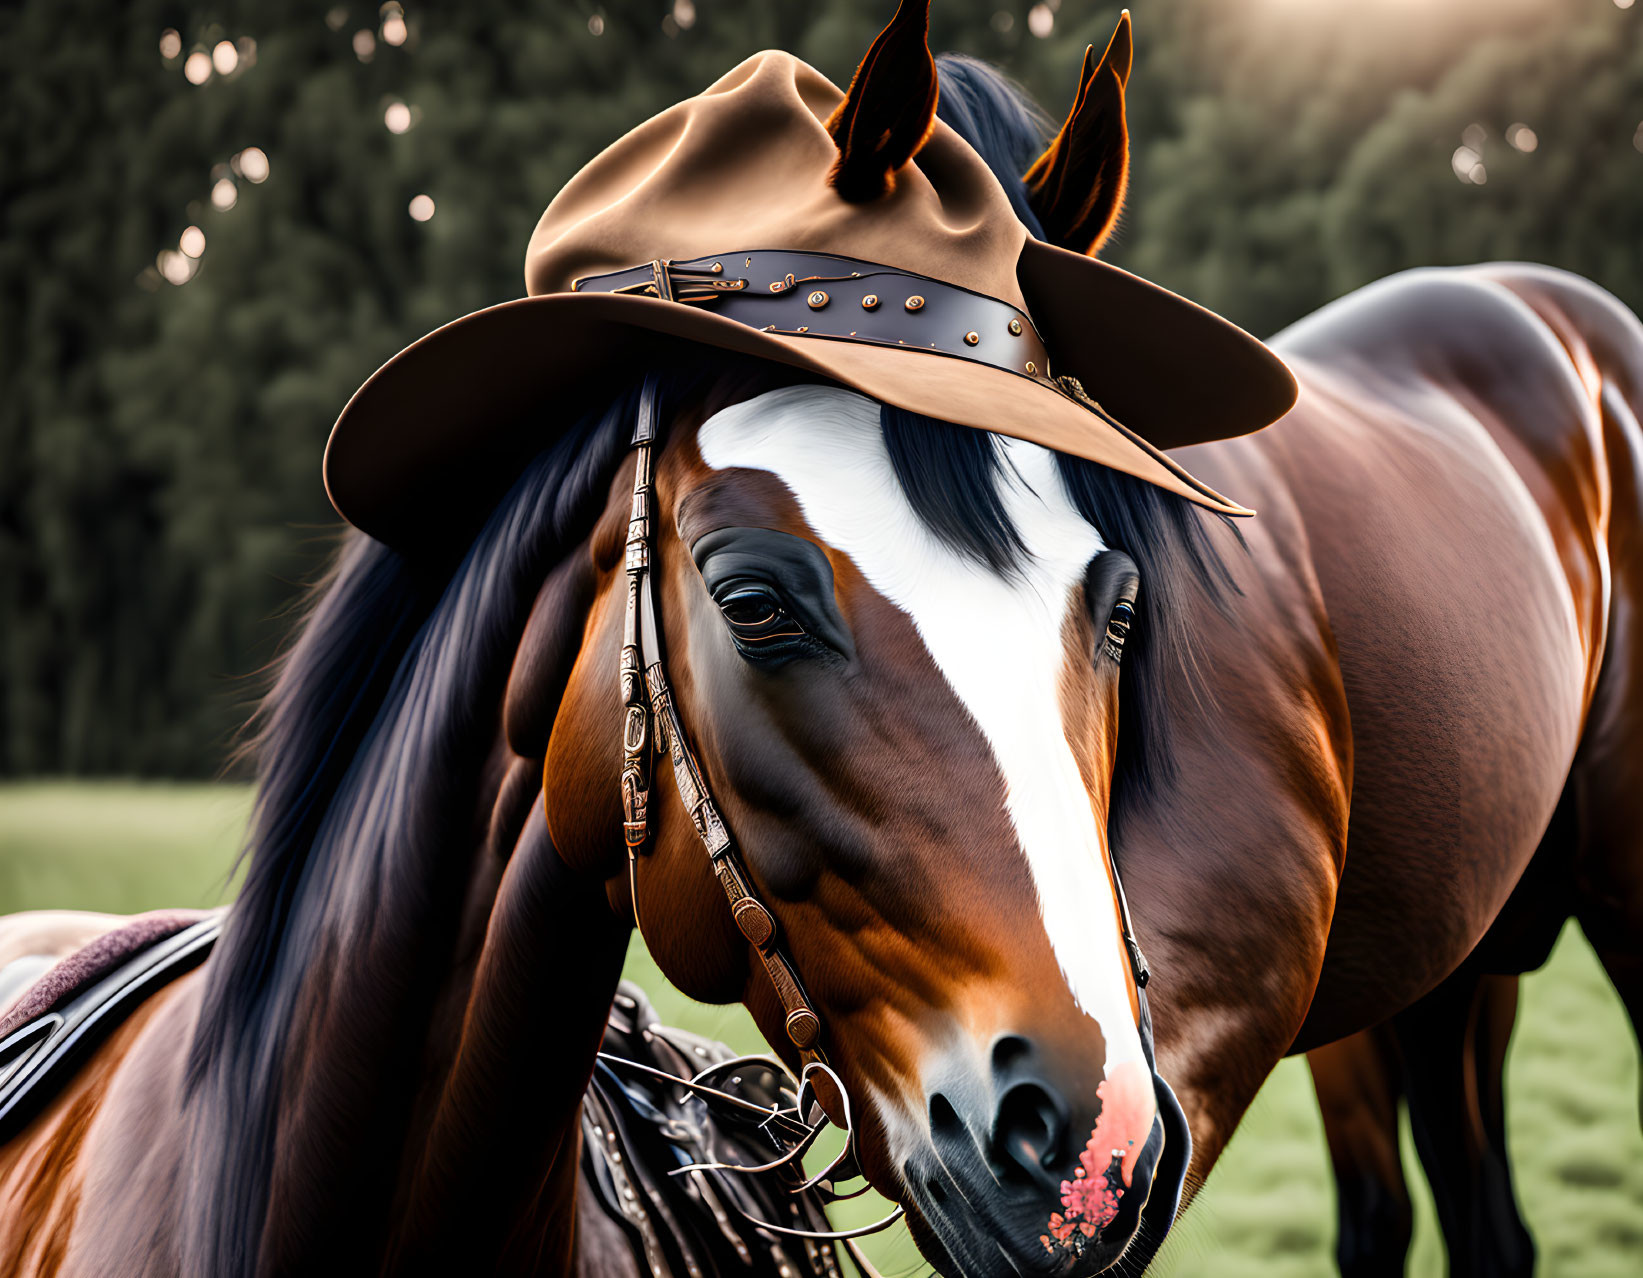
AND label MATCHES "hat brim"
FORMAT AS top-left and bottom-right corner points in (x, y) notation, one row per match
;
(1018, 239), (1297, 450)
(326, 257), (1290, 555)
